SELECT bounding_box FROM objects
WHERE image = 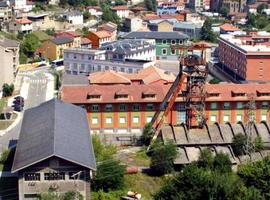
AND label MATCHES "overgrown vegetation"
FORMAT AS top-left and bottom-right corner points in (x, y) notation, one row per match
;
(140, 123), (152, 146)
(20, 33), (40, 64)
(200, 17), (218, 43)
(91, 135), (124, 192)
(232, 133), (248, 156)
(144, 0), (156, 11)
(38, 191), (83, 200)
(154, 149), (270, 200)
(149, 139), (178, 175)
